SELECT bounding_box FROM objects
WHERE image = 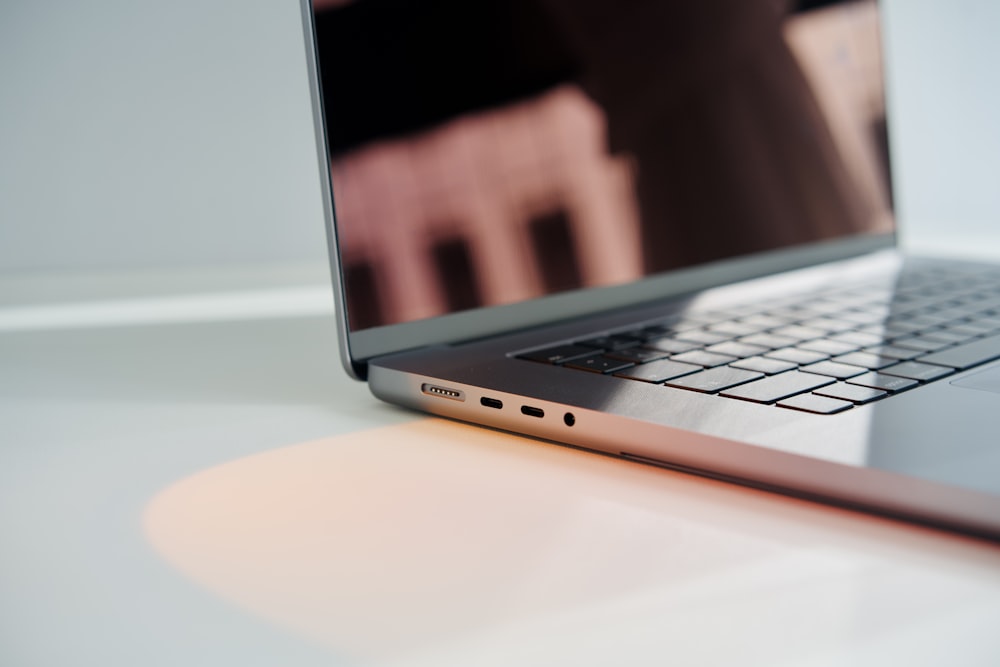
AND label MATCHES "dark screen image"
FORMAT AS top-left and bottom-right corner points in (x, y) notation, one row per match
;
(313, 0), (893, 330)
